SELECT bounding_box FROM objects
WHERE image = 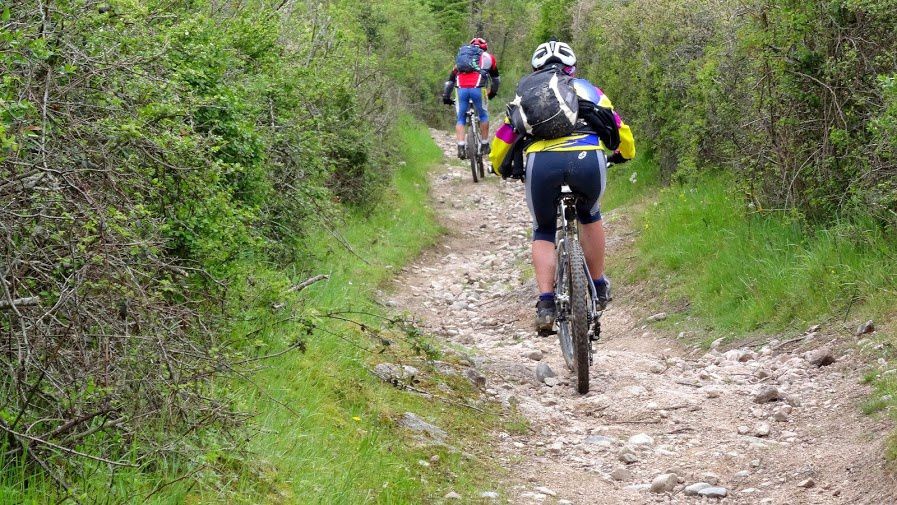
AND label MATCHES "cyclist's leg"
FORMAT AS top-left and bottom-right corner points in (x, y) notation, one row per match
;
(568, 150), (611, 302)
(455, 88), (470, 144)
(525, 152), (565, 293)
(470, 89), (491, 149)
